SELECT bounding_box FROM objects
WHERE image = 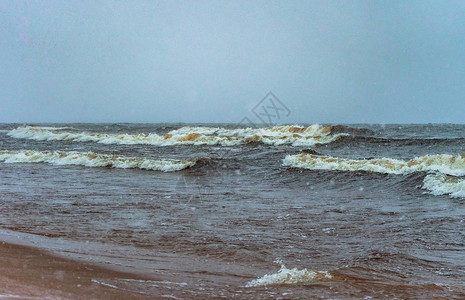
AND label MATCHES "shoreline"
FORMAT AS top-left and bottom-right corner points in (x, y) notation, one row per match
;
(0, 229), (263, 299)
(1, 229), (465, 299)
(0, 240), (157, 299)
